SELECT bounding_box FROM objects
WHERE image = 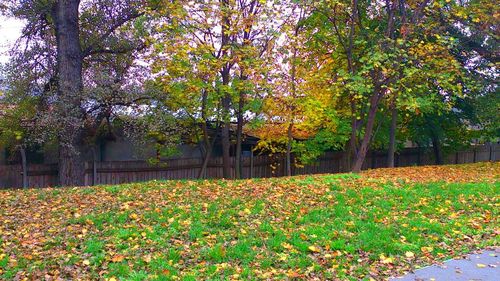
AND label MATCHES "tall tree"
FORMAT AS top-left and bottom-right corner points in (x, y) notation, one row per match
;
(52, 0), (85, 185)
(2, 0), (146, 185)
(306, 0), (465, 172)
(151, 0), (282, 178)
(254, 4), (350, 174)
